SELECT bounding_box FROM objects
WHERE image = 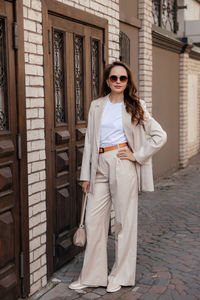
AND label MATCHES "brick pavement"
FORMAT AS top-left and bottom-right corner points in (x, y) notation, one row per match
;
(30, 154), (200, 300)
